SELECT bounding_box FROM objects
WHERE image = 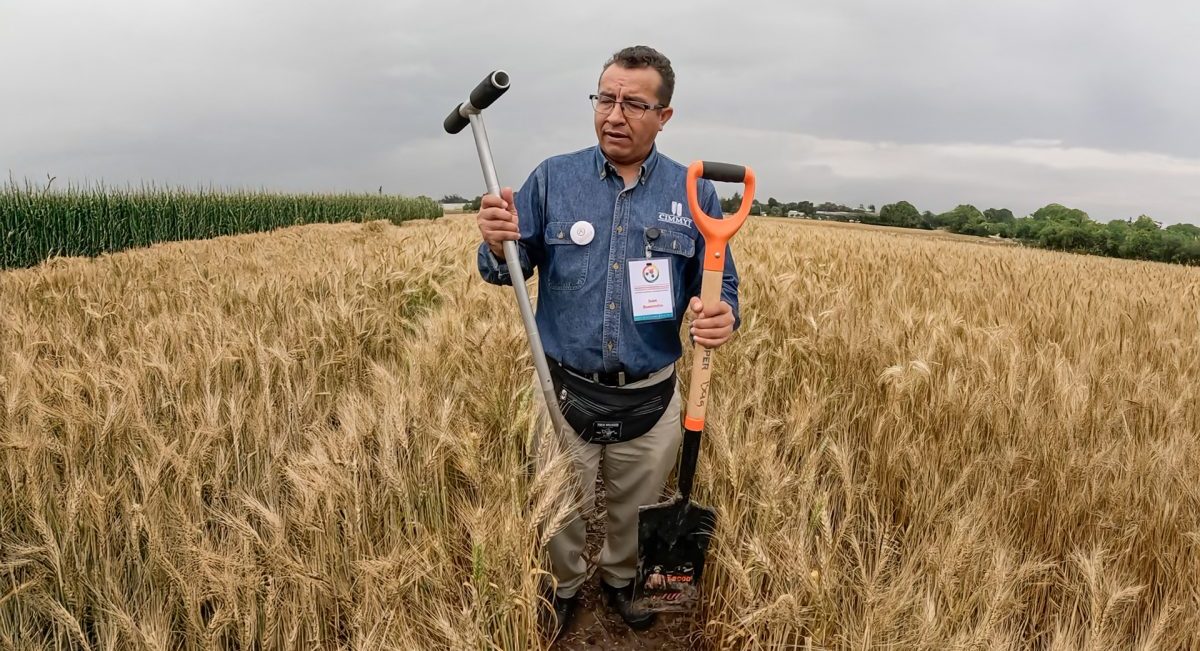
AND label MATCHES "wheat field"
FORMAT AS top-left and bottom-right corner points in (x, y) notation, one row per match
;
(1, 214), (1197, 649)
